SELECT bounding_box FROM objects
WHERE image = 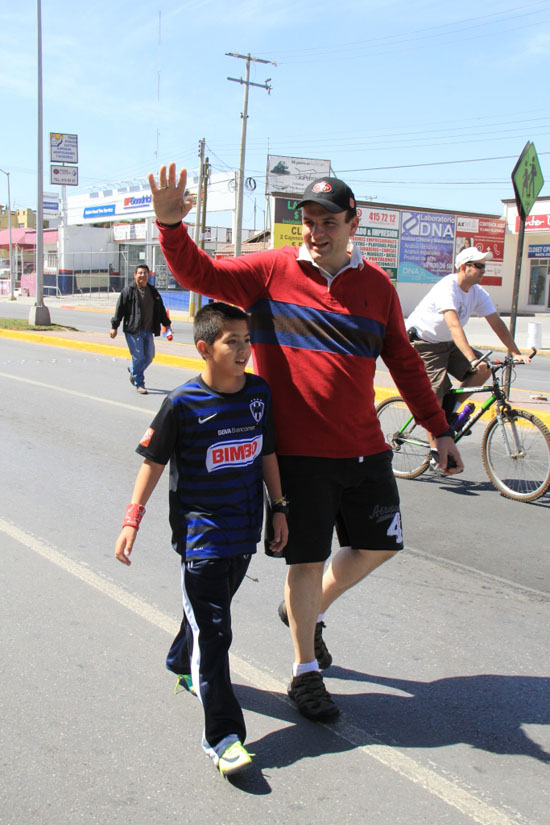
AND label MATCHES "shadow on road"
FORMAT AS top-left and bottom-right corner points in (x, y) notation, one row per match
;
(234, 669), (550, 774)
(411, 473), (550, 506)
